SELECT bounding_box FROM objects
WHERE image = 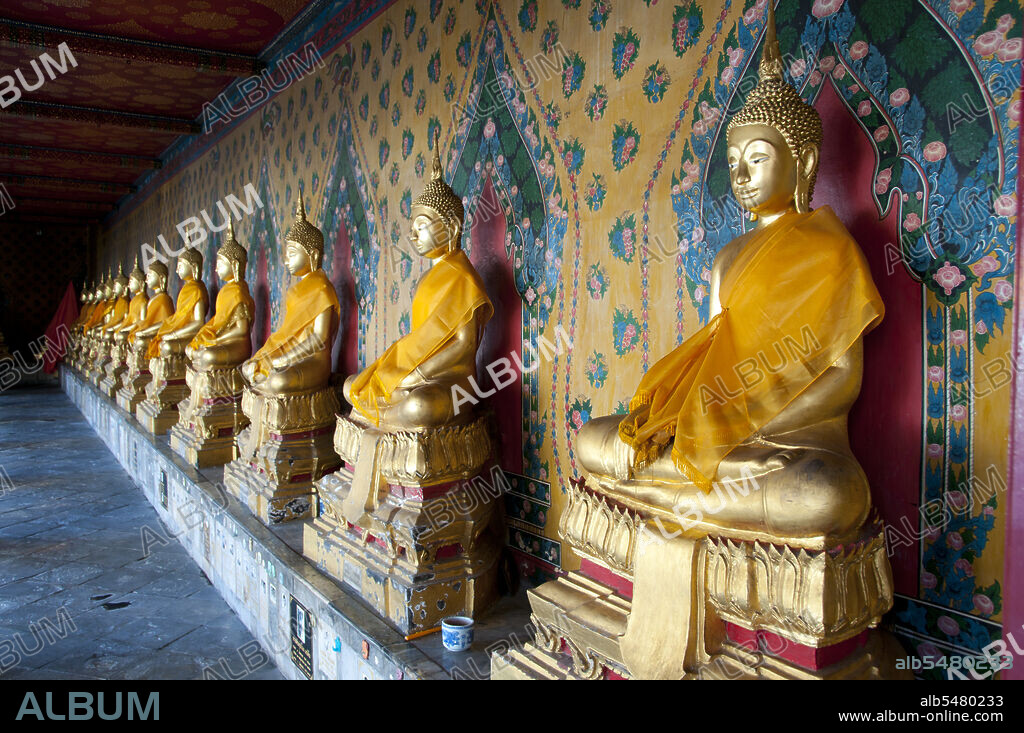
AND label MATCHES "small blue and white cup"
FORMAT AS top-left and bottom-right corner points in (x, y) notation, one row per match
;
(441, 616), (474, 652)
